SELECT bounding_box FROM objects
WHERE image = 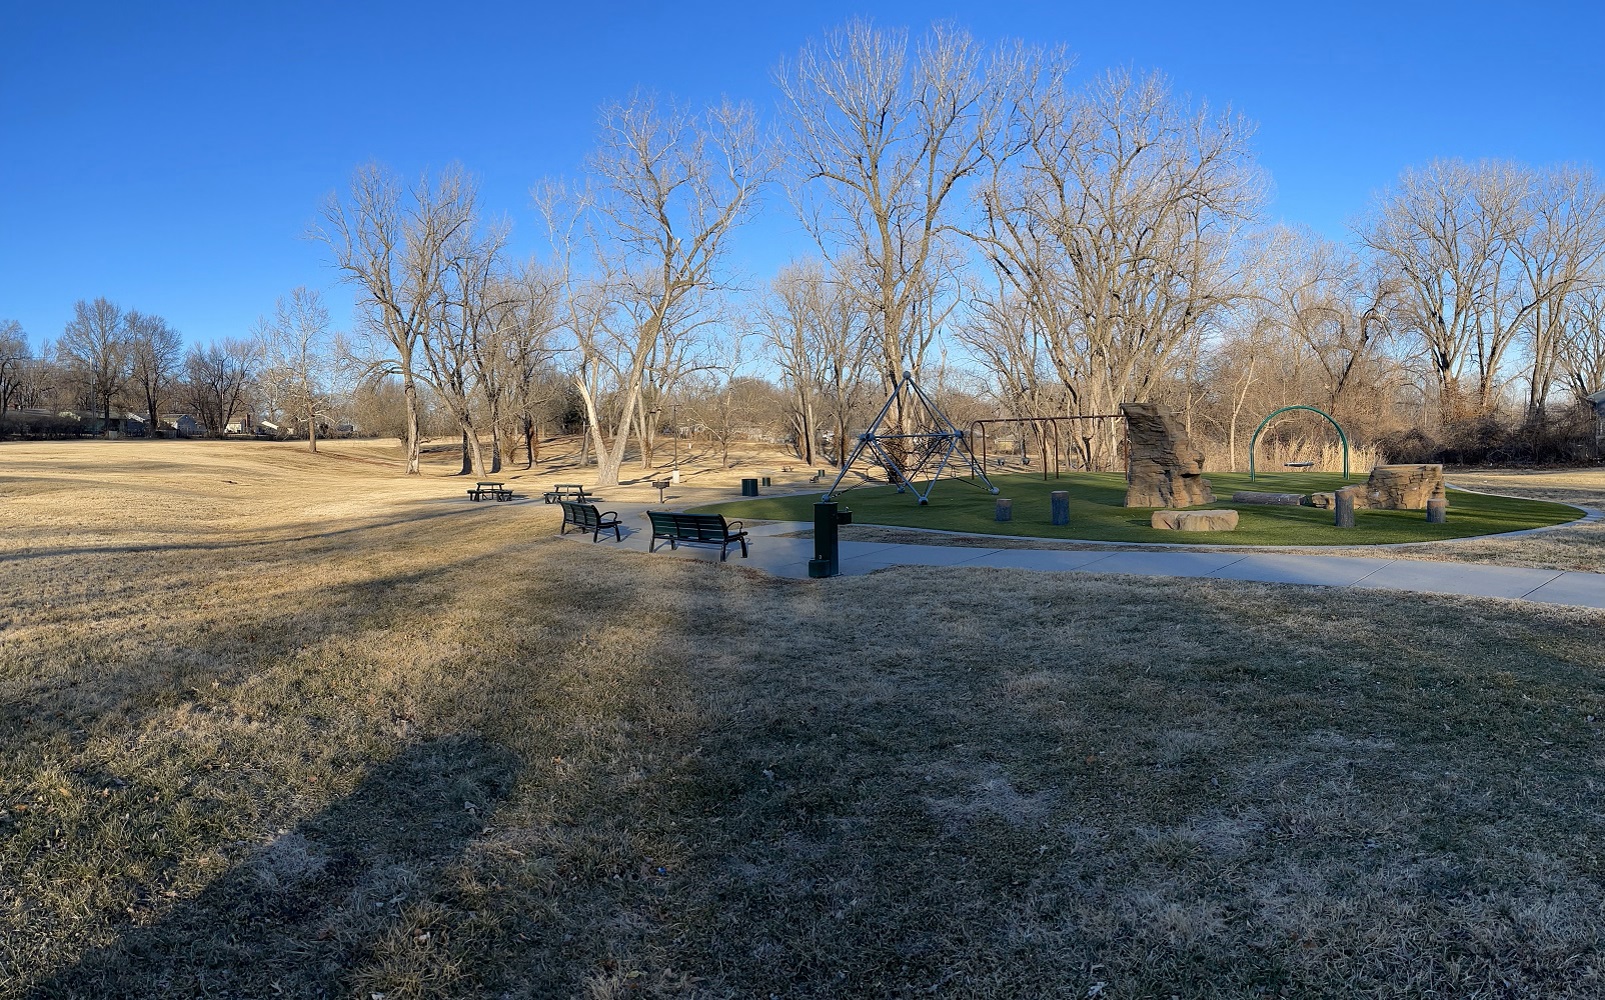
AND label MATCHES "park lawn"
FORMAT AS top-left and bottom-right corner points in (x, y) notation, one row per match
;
(5, 441), (1605, 998)
(694, 471), (1583, 545)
